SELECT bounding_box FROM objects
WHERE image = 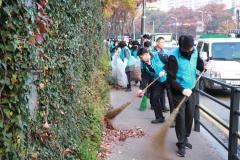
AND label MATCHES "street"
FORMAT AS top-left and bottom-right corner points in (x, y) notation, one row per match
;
(199, 90), (240, 159)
